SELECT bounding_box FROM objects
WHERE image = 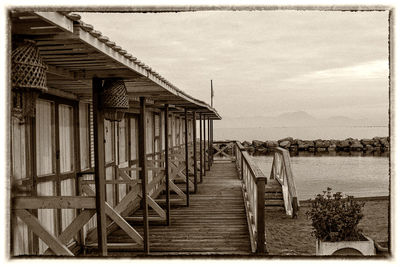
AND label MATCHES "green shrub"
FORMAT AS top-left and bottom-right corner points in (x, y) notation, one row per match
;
(306, 187), (365, 242)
